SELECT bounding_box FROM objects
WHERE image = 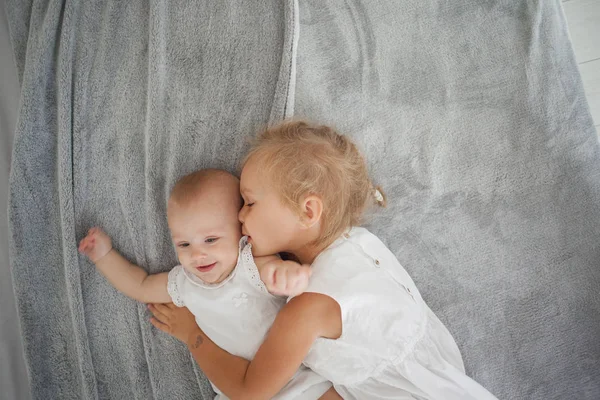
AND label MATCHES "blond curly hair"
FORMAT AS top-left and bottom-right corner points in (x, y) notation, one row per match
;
(244, 120), (385, 248)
